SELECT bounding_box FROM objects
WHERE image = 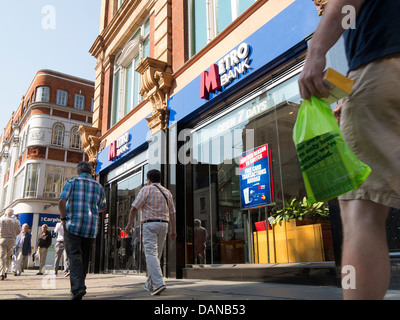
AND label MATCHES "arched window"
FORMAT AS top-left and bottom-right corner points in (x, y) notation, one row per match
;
(70, 127), (81, 149)
(52, 123), (65, 147)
